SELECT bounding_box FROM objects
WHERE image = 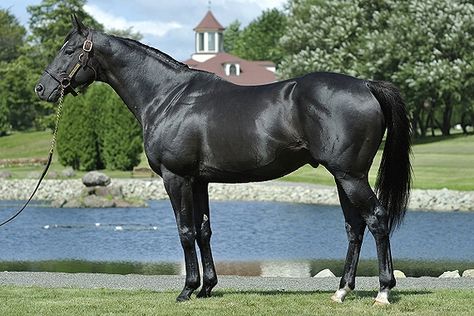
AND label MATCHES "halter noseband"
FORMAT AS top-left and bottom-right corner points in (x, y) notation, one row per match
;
(45, 32), (97, 96)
